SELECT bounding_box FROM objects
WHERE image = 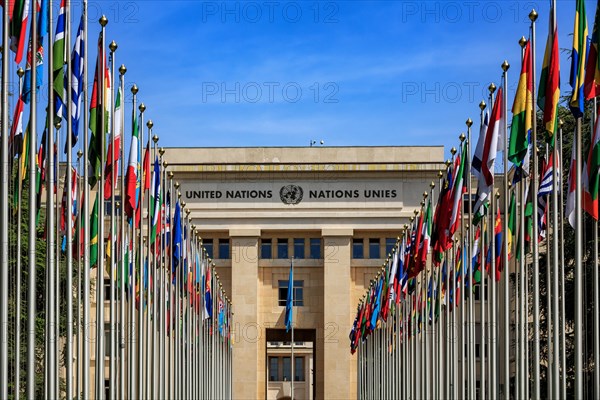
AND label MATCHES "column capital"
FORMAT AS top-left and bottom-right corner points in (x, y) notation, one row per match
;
(321, 228), (354, 237)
